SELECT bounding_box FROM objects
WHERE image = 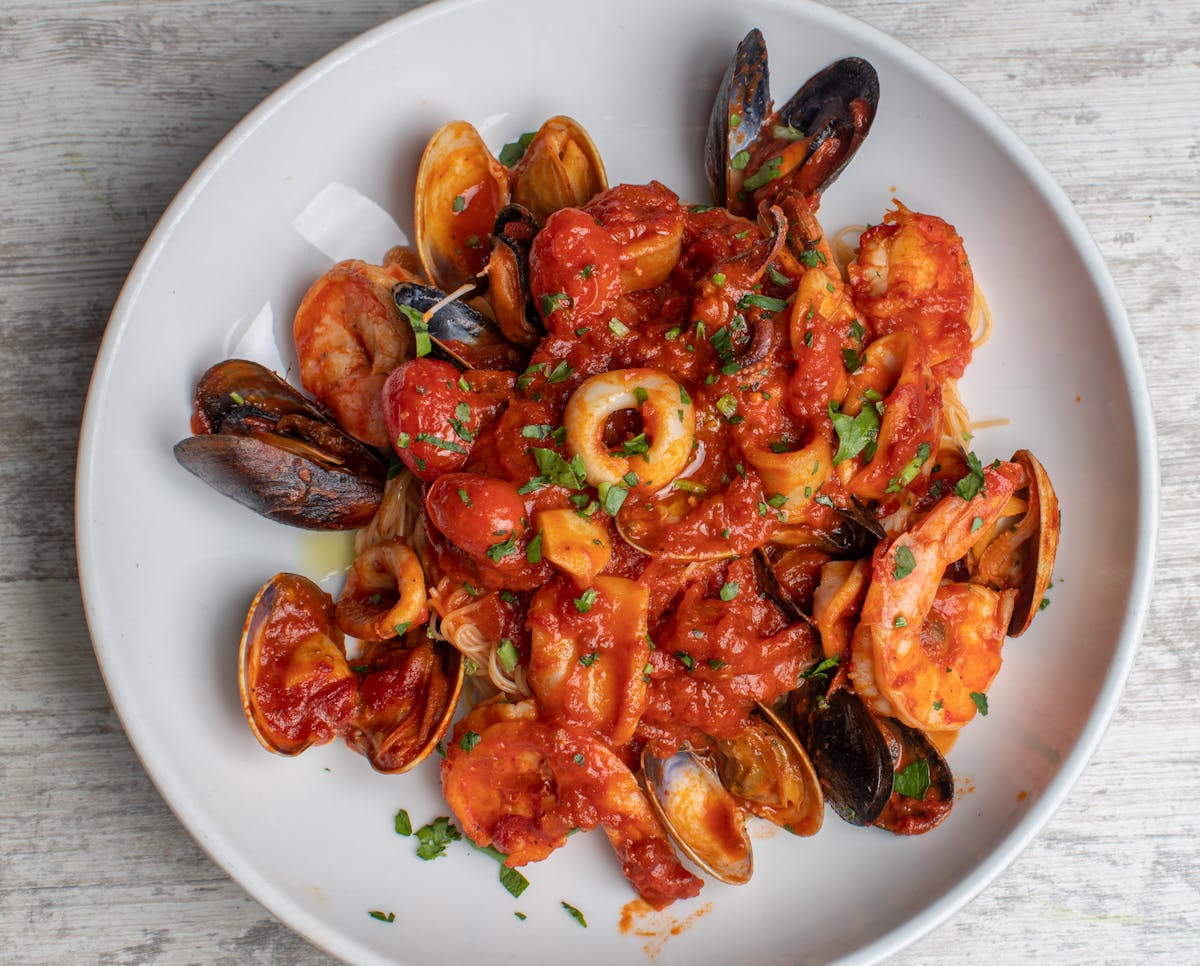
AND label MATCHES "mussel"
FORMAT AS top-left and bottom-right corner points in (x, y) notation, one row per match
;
(790, 678), (953, 833)
(642, 704), (823, 884)
(485, 204), (544, 347)
(392, 281), (527, 371)
(706, 30), (879, 215)
(239, 571), (463, 773)
(174, 360), (386, 529)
